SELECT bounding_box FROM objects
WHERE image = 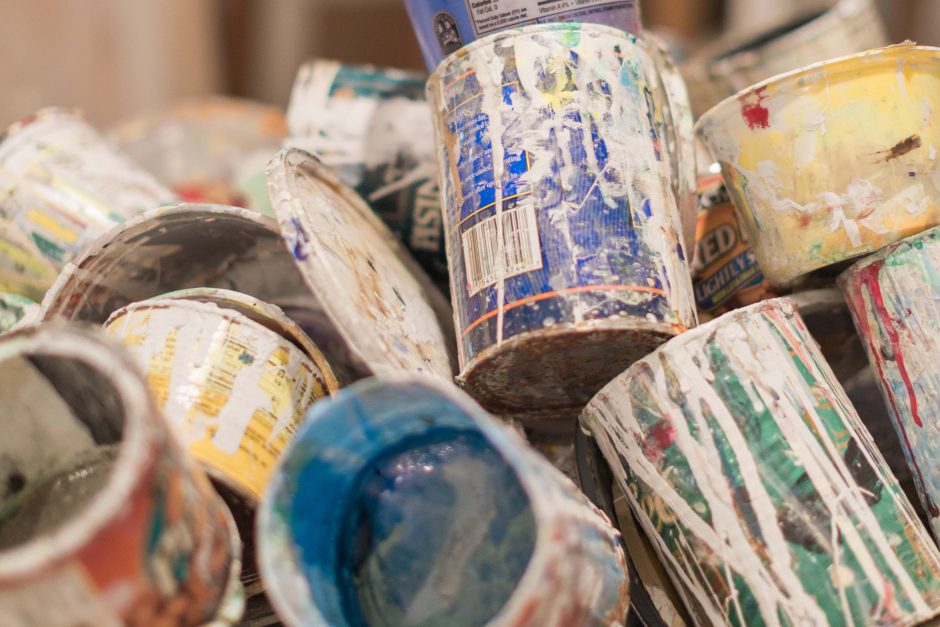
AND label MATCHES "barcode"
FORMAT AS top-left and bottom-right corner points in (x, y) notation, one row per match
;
(462, 204), (542, 295)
